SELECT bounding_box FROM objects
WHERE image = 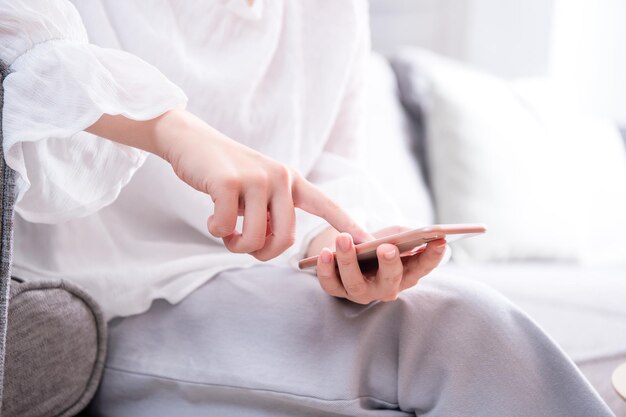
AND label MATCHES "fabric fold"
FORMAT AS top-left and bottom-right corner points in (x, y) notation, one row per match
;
(2, 39), (187, 223)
